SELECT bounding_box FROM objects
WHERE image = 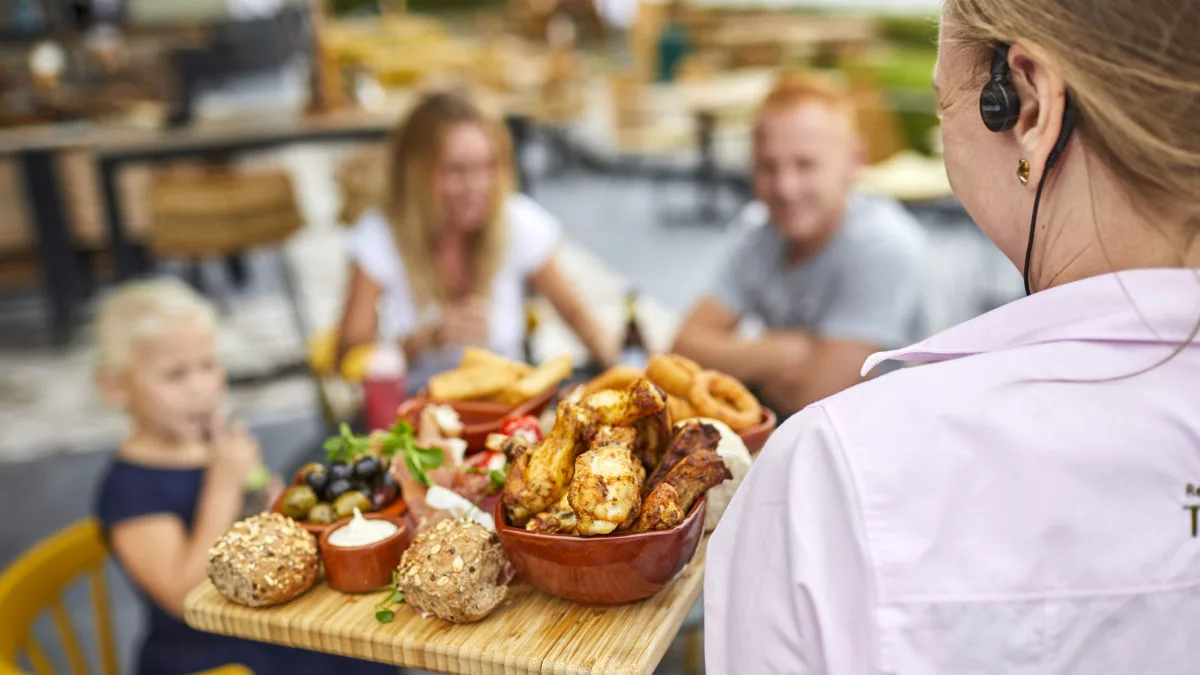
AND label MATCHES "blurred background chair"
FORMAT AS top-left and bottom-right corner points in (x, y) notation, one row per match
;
(0, 518), (252, 675)
(145, 164), (310, 359)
